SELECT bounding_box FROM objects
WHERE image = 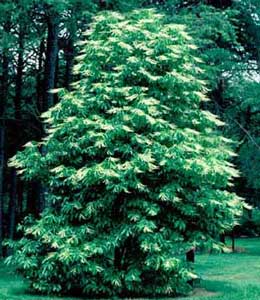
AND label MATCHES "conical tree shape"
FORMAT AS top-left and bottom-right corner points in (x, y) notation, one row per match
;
(7, 9), (243, 297)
